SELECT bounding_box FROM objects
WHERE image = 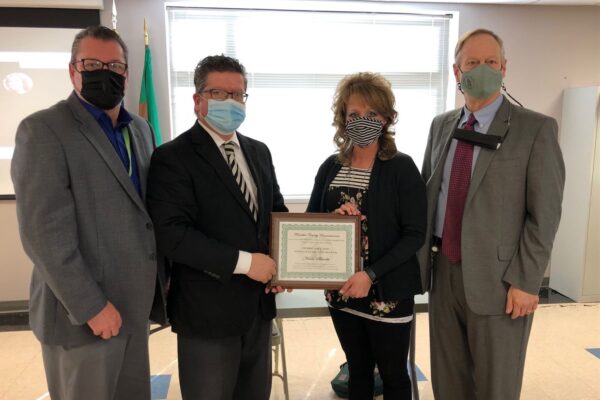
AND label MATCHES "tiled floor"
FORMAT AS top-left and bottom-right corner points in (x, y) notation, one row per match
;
(1, 302), (599, 399)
